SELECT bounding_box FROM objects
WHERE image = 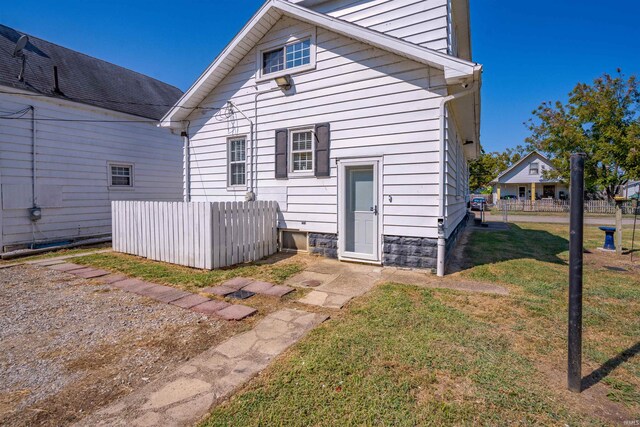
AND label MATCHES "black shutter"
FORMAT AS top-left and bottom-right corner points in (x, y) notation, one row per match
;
(275, 128), (288, 179)
(314, 122), (330, 177)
